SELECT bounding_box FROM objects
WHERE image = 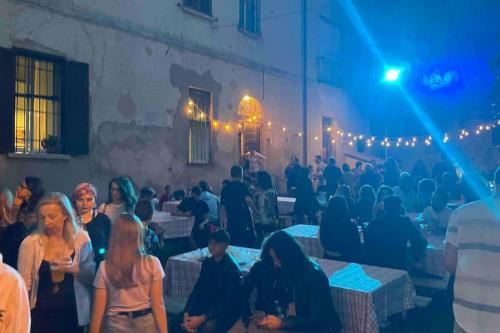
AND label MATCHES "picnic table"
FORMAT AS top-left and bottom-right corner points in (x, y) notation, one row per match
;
(150, 211), (194, 239)
(284, 224), (447, 278)
(165, 246), (415, 333)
